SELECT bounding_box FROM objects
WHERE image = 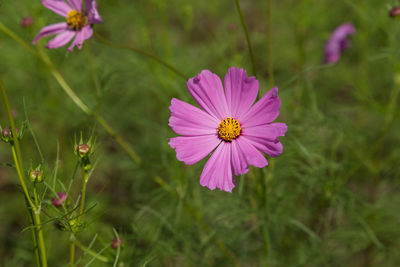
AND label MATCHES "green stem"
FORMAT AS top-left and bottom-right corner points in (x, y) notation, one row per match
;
(0, 22), (141, 165)
(70, 171), (88, 266)
(266, 0), (274, 87)
(26, 199), (41, 267)
(1, 79), (33, 207)
(234, 0), (257, 77)
(70, 239), (76, 267)
(1, 77), (47, 267)
(10, 147), (41, 266)
(94, 32), (189, 81)
(78, 171), (88, 220)
(33, 185), (48, 267)
(10, 146), (34, 207)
